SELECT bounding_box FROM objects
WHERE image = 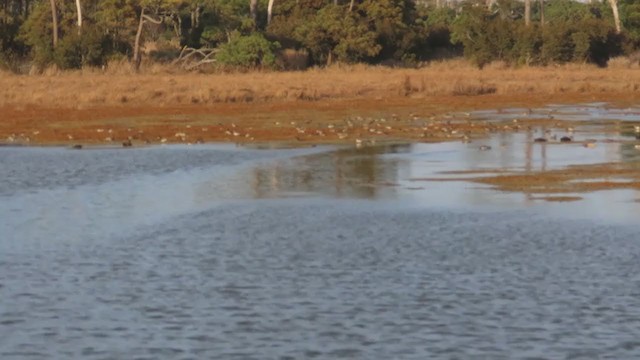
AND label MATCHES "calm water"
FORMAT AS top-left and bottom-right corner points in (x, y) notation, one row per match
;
(3, 104), (640, 359)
